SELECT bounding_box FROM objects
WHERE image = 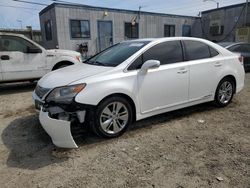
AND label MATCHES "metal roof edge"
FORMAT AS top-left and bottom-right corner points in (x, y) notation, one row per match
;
(39, 3), (199, 19)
